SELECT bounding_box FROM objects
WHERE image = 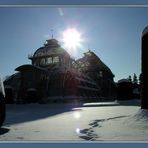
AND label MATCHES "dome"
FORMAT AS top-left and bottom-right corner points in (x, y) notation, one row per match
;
(118, 79), (131, 84)
(142, 26), (148, 37)
(33, 39), (69, 58)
